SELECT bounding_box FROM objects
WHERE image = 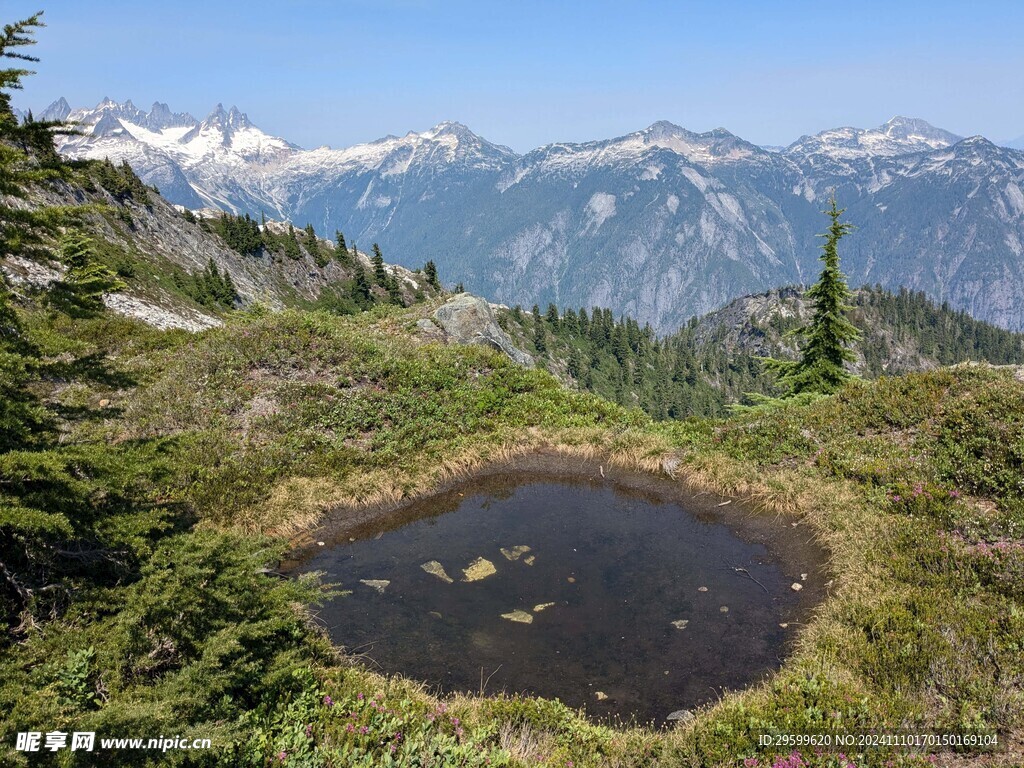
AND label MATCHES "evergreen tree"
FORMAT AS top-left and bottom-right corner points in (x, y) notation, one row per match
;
(562, 308), (578, 335)
(350, 266), (373, 308)
(423, 260), (440, 290)
(371, 243), (387, 285)
(46, 232), (126, 316)
(545, 303), (560, 326)
(334, 230), (352, 268)
(766, 197), (861, 396)
(0, 18), (72, 263)
(304, 223), (329, 268)
(283, 223), (301, 260)
(0, 13), (77, 453)
(532, 316), (547, 353)
(0, 279), (46, 452)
